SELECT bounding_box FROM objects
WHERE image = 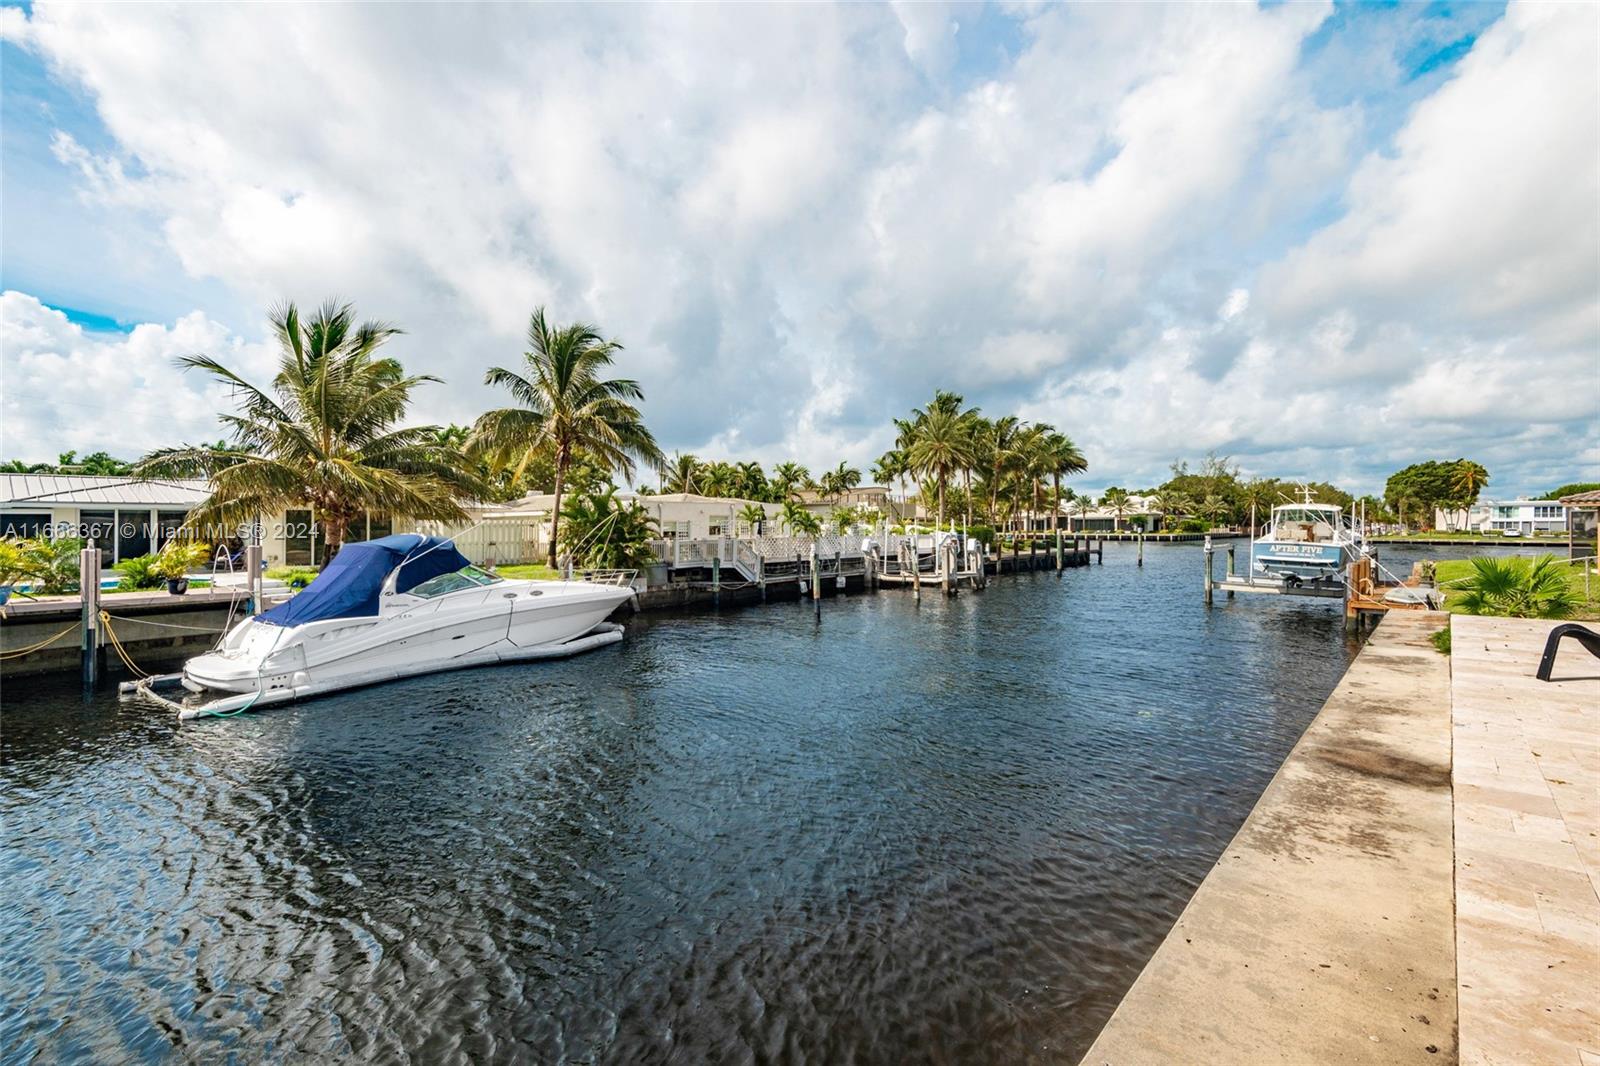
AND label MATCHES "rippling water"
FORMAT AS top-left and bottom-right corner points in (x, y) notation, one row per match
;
(2, 540), (1490, 1062)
